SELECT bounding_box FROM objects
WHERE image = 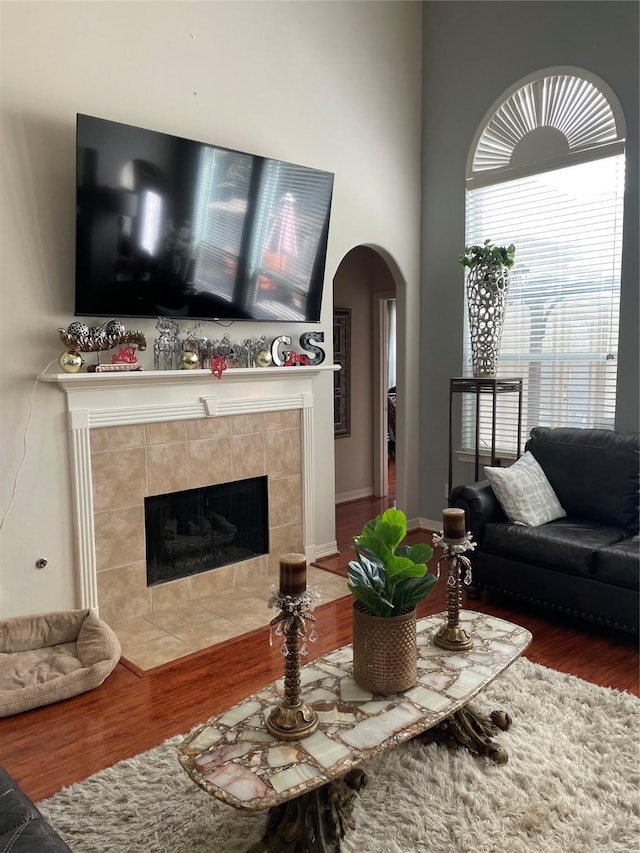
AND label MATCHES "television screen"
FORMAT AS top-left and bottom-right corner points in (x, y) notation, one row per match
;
(75, 115), (334, 322)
